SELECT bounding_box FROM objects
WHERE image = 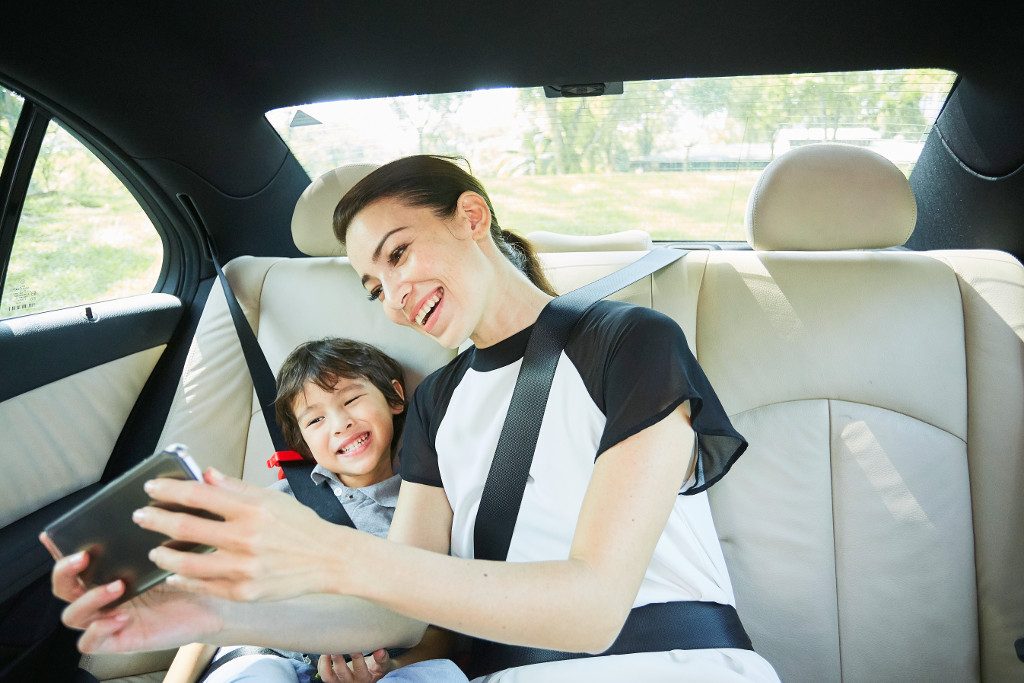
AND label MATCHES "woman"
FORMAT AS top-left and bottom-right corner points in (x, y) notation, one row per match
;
(52, 155), (779, 682)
